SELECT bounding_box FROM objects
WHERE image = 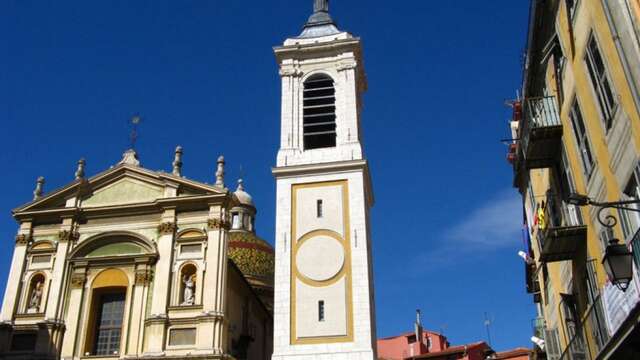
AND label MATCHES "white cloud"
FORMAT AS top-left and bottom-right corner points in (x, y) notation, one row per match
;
(416, 190), (522, 269)
(444, 190), (522, 248)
